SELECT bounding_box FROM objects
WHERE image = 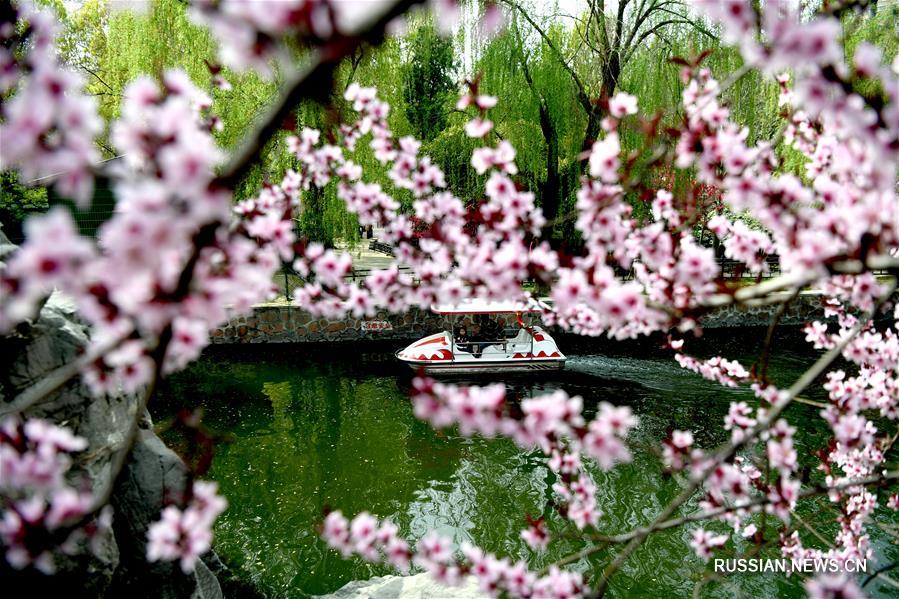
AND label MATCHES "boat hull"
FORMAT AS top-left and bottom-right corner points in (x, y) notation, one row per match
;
(395, 325), (566, 376)
(401, 358), (566, 375)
